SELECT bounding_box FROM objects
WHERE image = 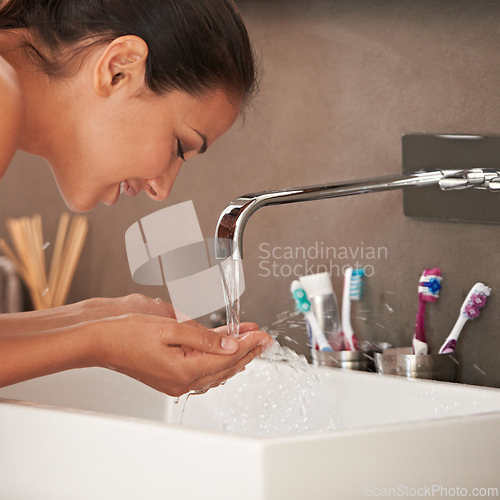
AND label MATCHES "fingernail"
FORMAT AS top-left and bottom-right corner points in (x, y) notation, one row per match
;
(221, 336), (238, 352)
